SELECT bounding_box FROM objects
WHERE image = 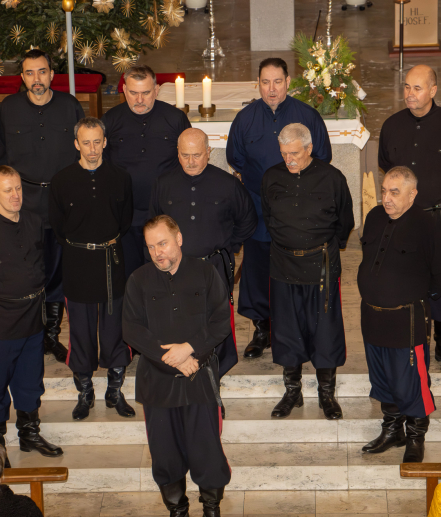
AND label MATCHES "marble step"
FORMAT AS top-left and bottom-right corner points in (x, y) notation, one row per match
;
(5, 398), (441, 446)
(41, 371), (441, 400)
(6, 442), (437, 494)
